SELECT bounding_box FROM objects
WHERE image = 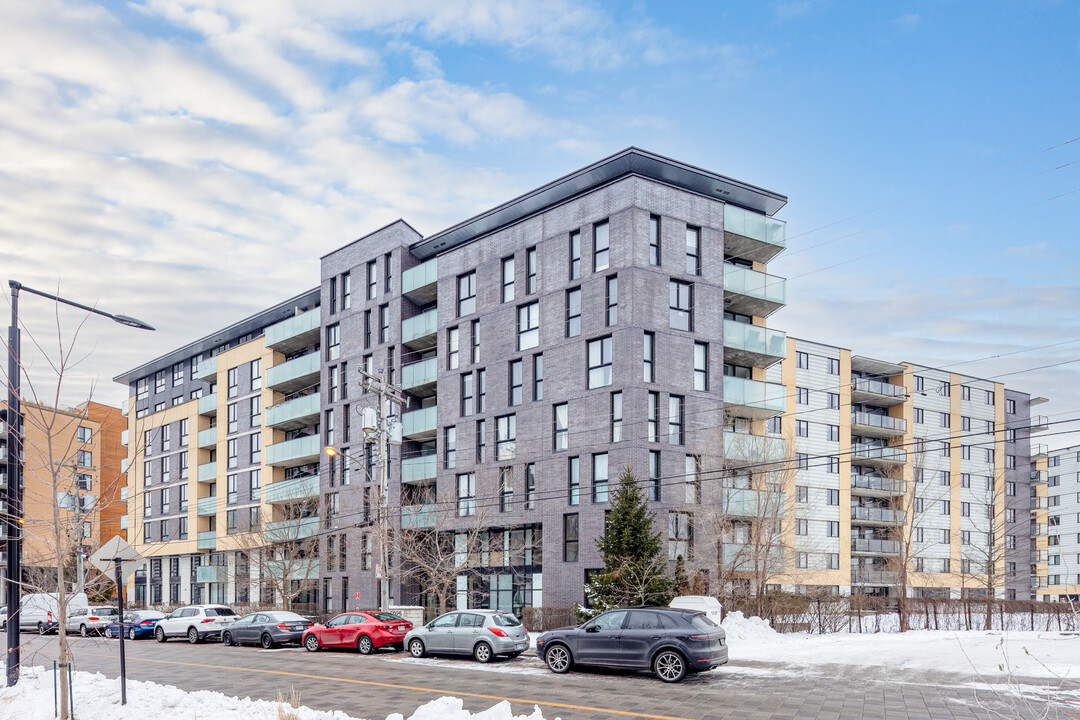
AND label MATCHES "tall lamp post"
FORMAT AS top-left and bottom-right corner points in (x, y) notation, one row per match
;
(4, 279), (154, 687)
